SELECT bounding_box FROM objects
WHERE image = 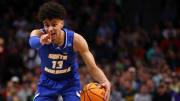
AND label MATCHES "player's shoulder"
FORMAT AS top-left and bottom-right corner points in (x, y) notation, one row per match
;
(74, 33), (82, 39)
(73, 33), (86, 43)
(73, 33), (88, 52)
(30, 29), (44, 37)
